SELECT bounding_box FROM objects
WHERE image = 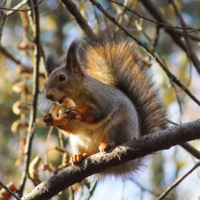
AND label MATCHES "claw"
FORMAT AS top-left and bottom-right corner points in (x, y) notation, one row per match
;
(99, 141), (116, 153)
(69, 153), (89, 166)
(65, 106), (80, 120)
(43, 113), (53, 124)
